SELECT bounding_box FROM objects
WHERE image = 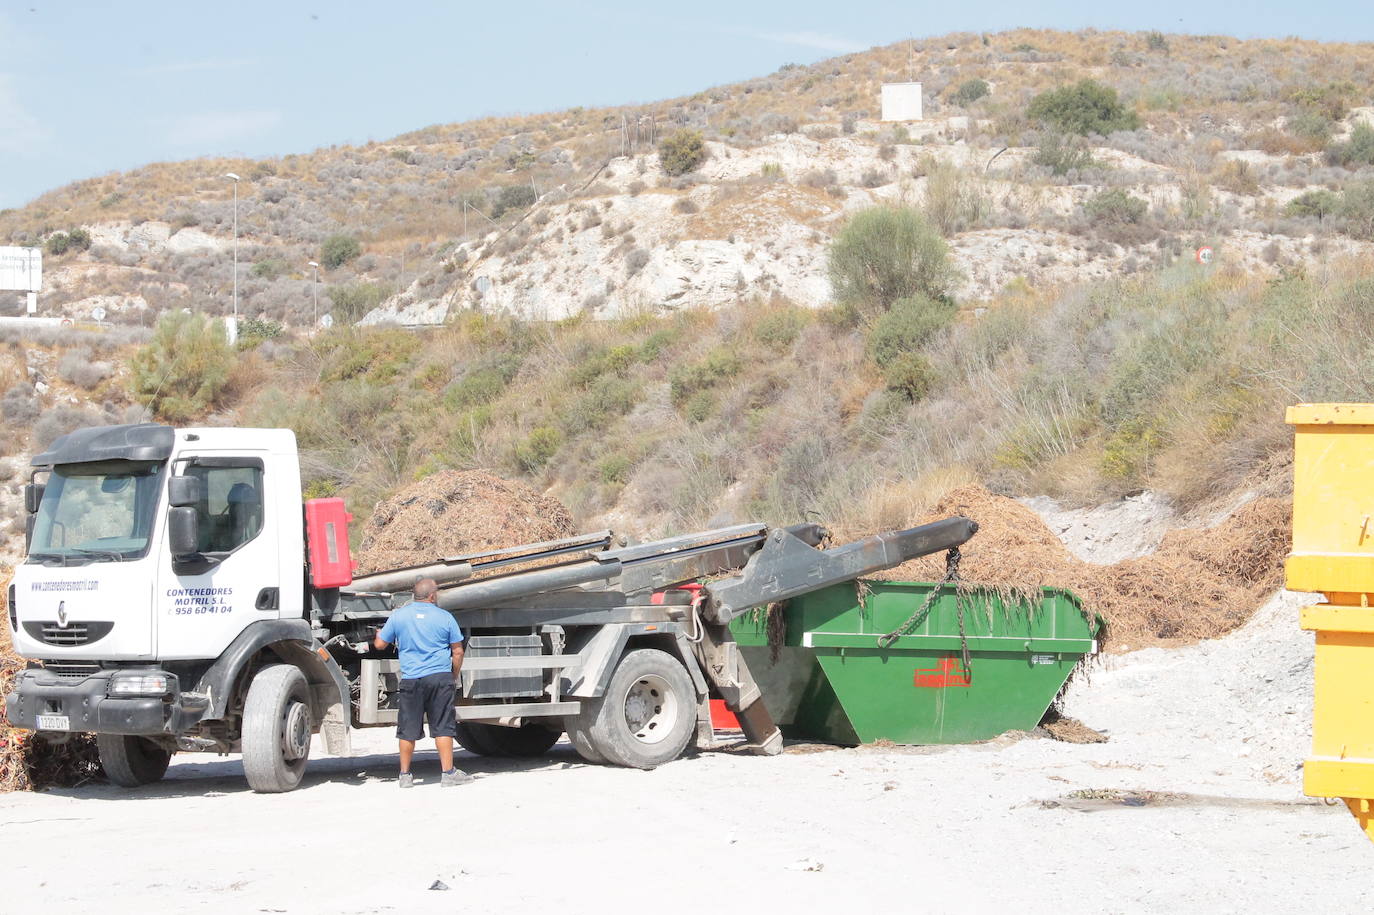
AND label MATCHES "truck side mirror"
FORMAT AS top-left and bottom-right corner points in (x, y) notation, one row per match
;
(168, 506), (200, 556)
(23, 483), (44, 514)
(168, 475), (201, 508)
